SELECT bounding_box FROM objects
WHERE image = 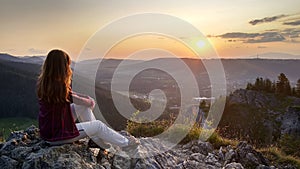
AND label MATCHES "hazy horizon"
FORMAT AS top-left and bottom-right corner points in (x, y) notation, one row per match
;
(2, 52), (300, 62)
